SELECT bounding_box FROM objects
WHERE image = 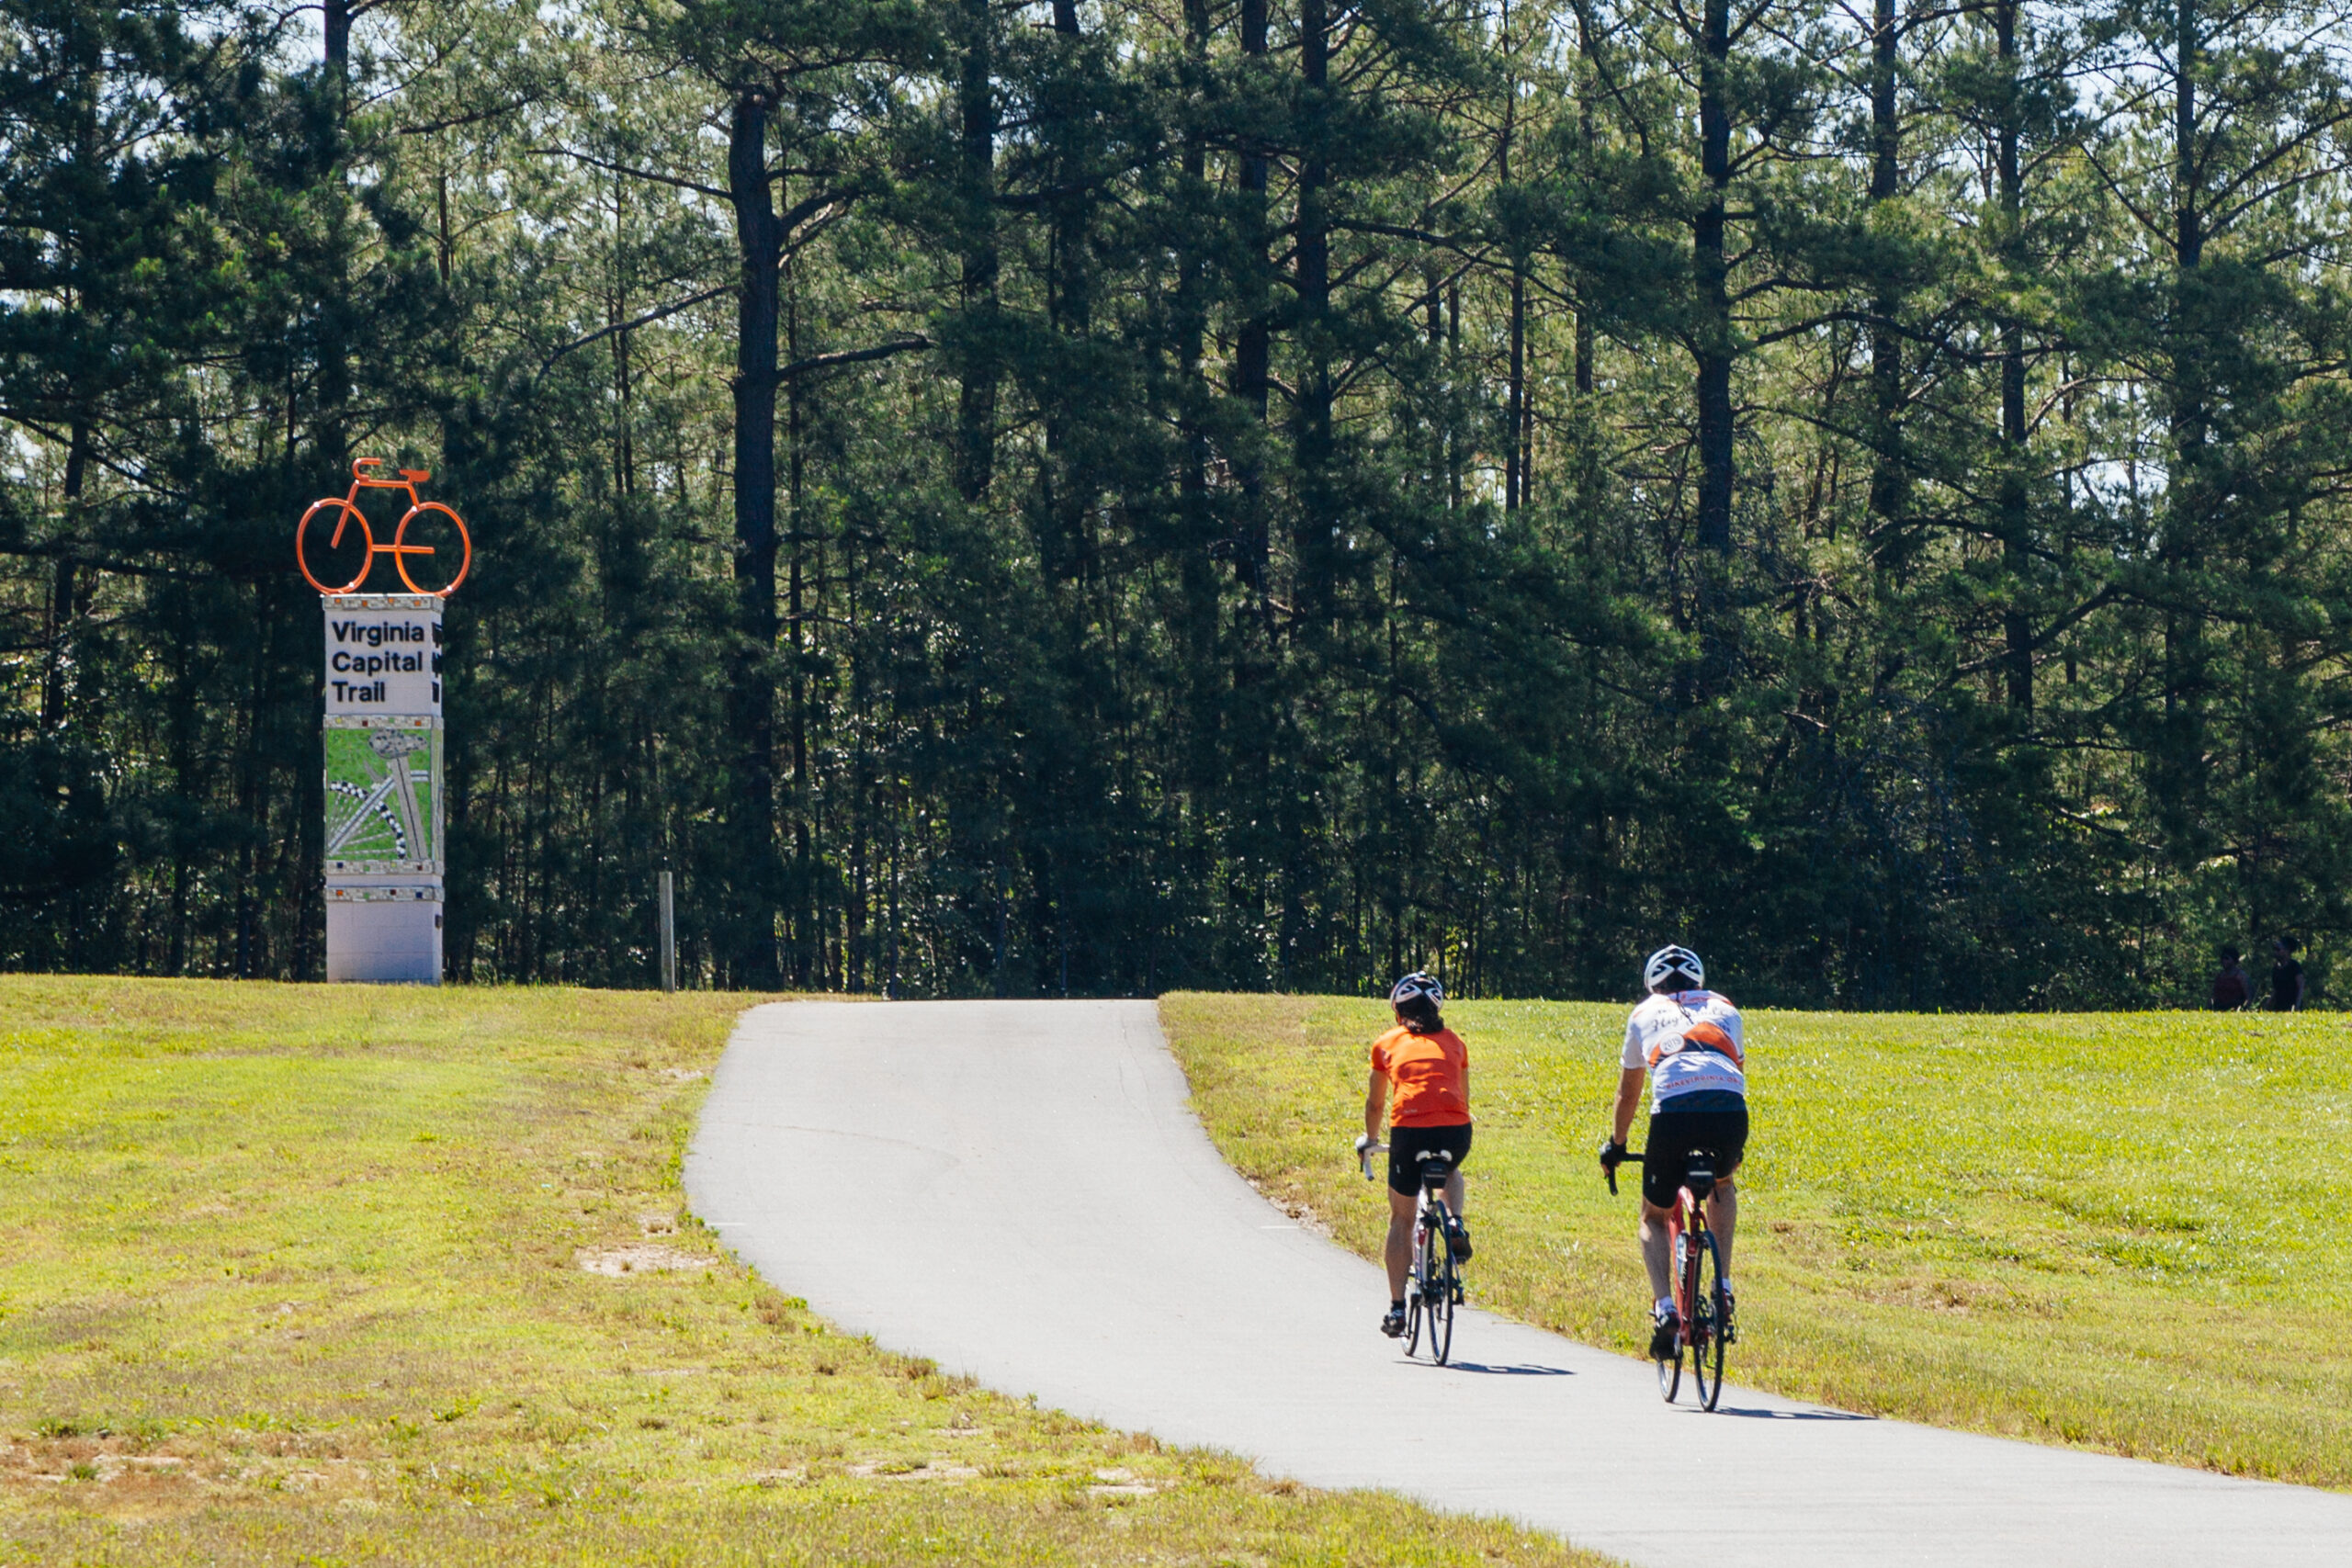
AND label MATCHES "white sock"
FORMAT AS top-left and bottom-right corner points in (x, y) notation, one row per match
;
(1656, 1295), (1674, 1316)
